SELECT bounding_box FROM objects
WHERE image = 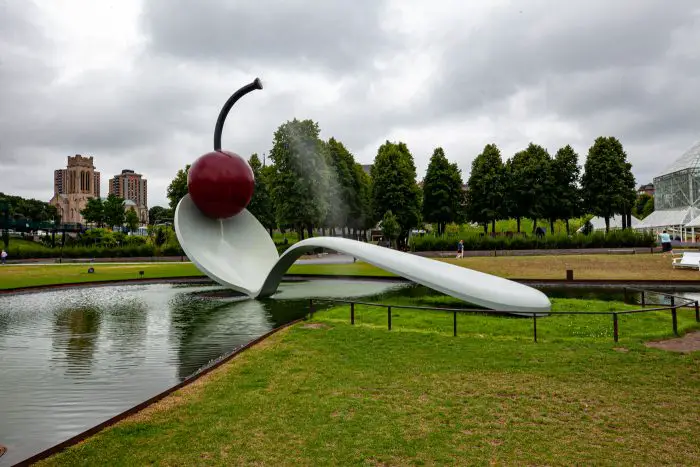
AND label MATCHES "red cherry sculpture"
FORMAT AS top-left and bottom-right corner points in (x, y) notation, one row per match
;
(188, 150), (254, 219)
(187, 78), (263, 219)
